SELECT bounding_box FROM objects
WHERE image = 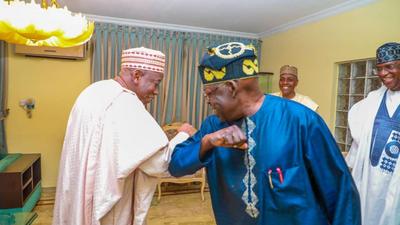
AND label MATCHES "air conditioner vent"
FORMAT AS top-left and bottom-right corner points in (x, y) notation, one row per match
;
(14, 44), (87, 59)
